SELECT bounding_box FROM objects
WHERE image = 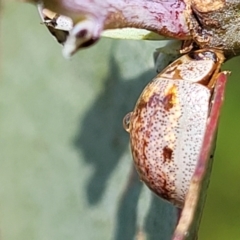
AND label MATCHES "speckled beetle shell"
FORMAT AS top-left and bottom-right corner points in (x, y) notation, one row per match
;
(123, 49), (225, 208)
